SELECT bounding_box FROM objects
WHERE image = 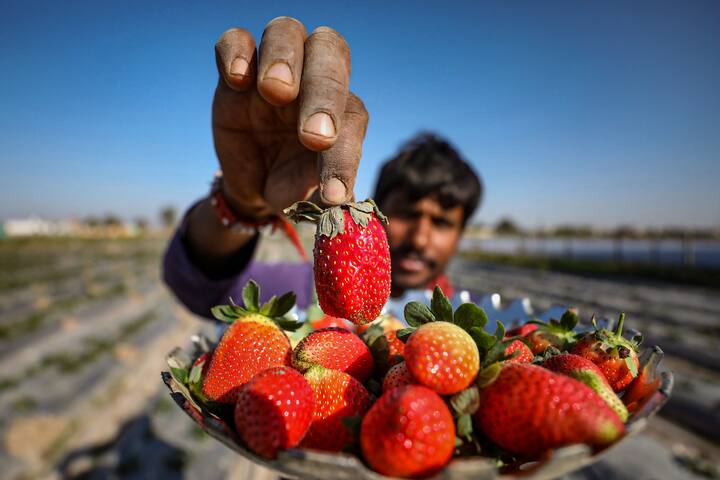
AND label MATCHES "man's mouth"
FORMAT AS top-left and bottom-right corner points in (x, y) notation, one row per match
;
(397, 256), (427, 273)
